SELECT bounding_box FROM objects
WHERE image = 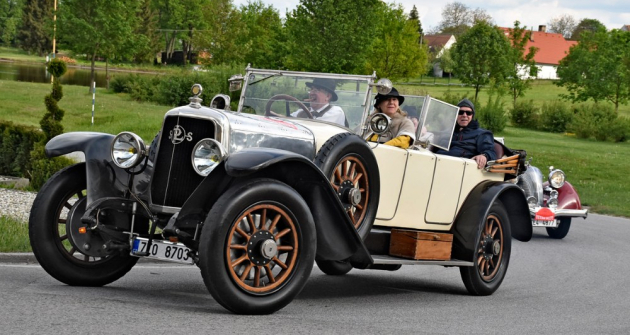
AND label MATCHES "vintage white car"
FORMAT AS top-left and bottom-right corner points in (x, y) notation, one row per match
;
(30, 67), (533, 314)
